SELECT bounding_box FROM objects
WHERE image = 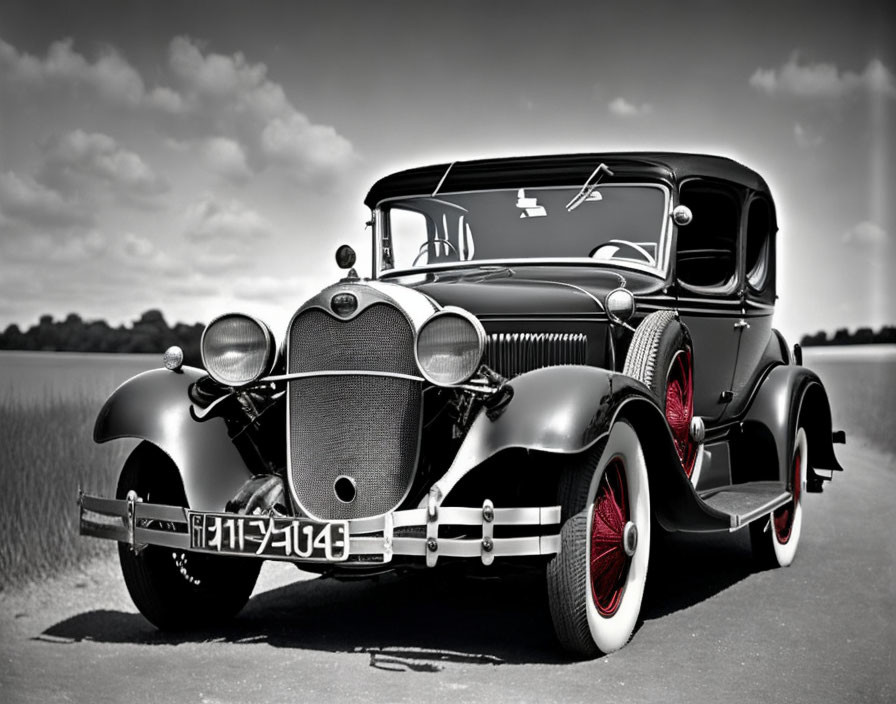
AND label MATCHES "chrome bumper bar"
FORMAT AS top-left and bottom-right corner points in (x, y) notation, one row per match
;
(79, 491), (561, 567)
